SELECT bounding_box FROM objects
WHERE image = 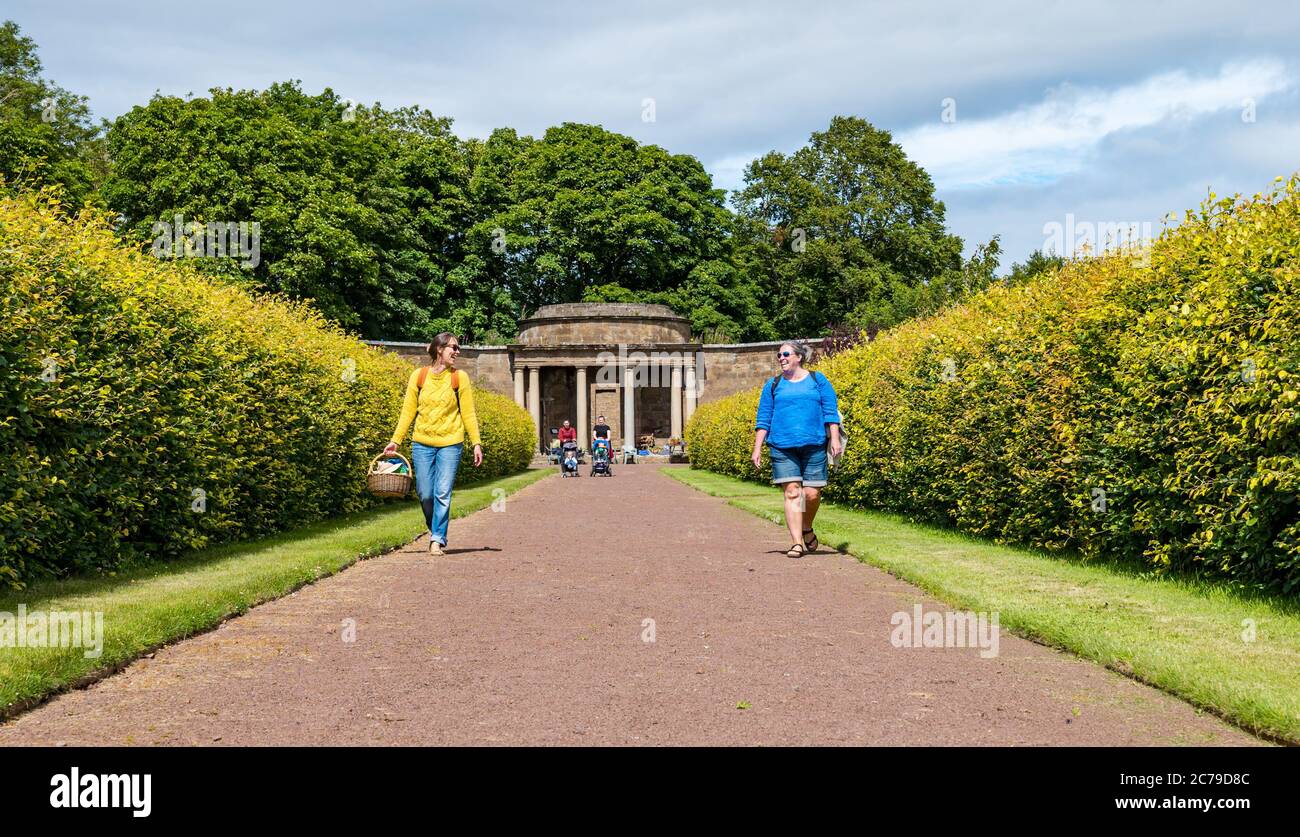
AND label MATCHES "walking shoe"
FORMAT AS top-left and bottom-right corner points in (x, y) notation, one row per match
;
(429, 540), (445, 557)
